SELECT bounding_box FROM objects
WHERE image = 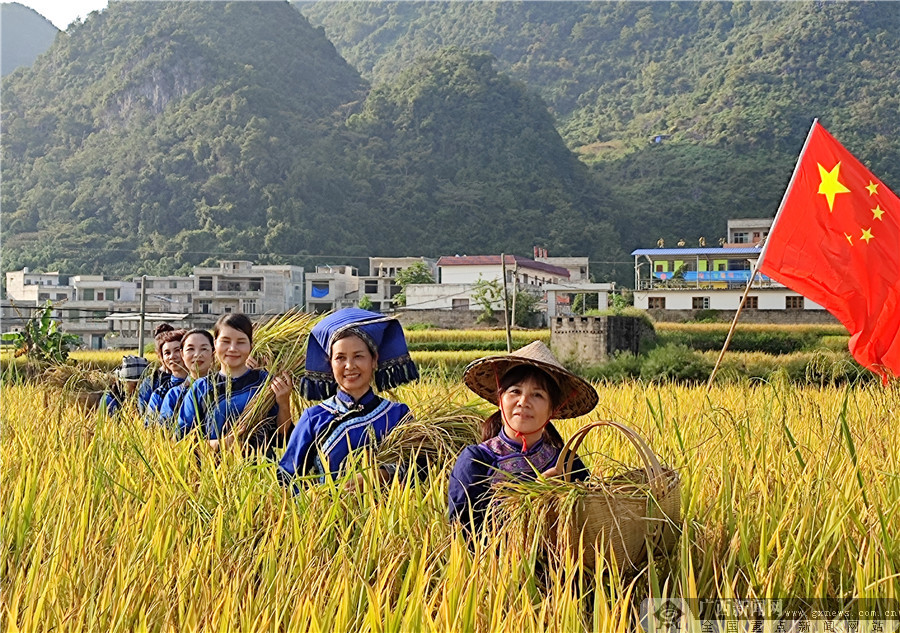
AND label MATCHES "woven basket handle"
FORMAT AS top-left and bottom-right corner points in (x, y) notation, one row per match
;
(555, 420), (667, 498)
